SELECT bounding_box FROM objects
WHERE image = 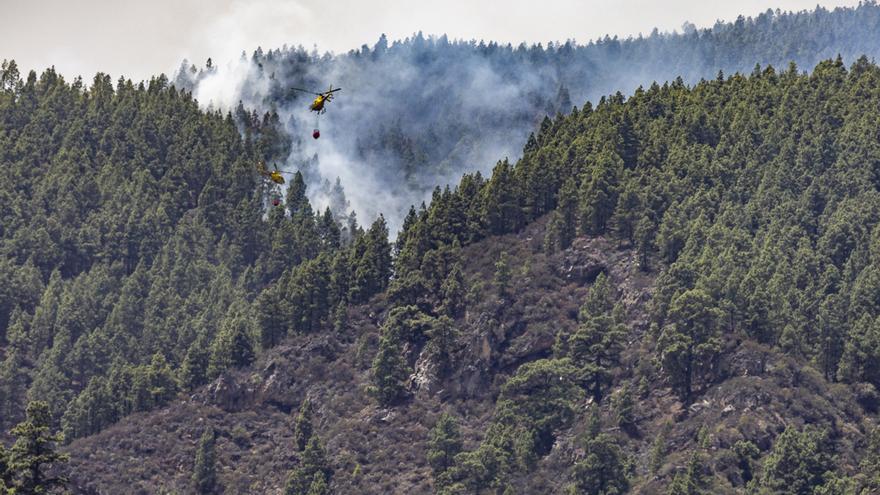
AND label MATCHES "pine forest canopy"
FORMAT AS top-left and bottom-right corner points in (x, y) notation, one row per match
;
(1, 2), (880, 493)
(177, 1), (880, 232)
